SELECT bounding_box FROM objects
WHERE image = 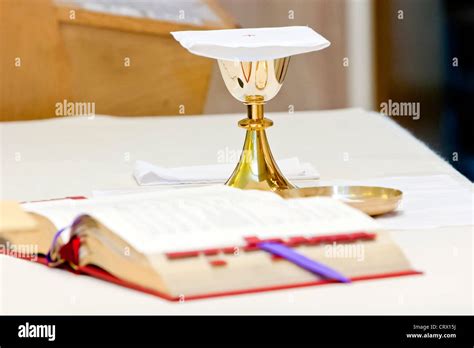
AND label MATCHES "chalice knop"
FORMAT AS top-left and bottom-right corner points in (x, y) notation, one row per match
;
(218, 58), (293, 191)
